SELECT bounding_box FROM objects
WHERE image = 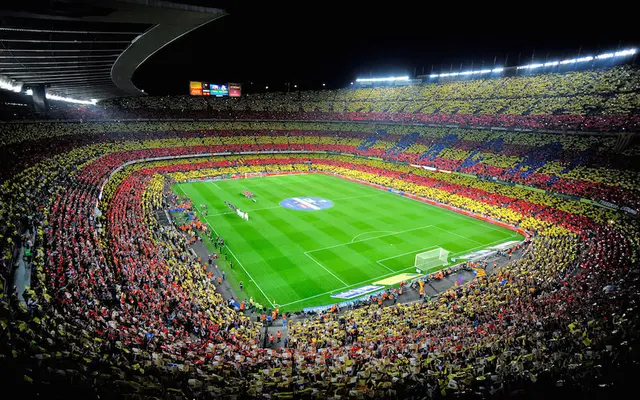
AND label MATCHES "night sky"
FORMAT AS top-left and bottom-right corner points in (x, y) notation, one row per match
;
(132, 3), (639, 95)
